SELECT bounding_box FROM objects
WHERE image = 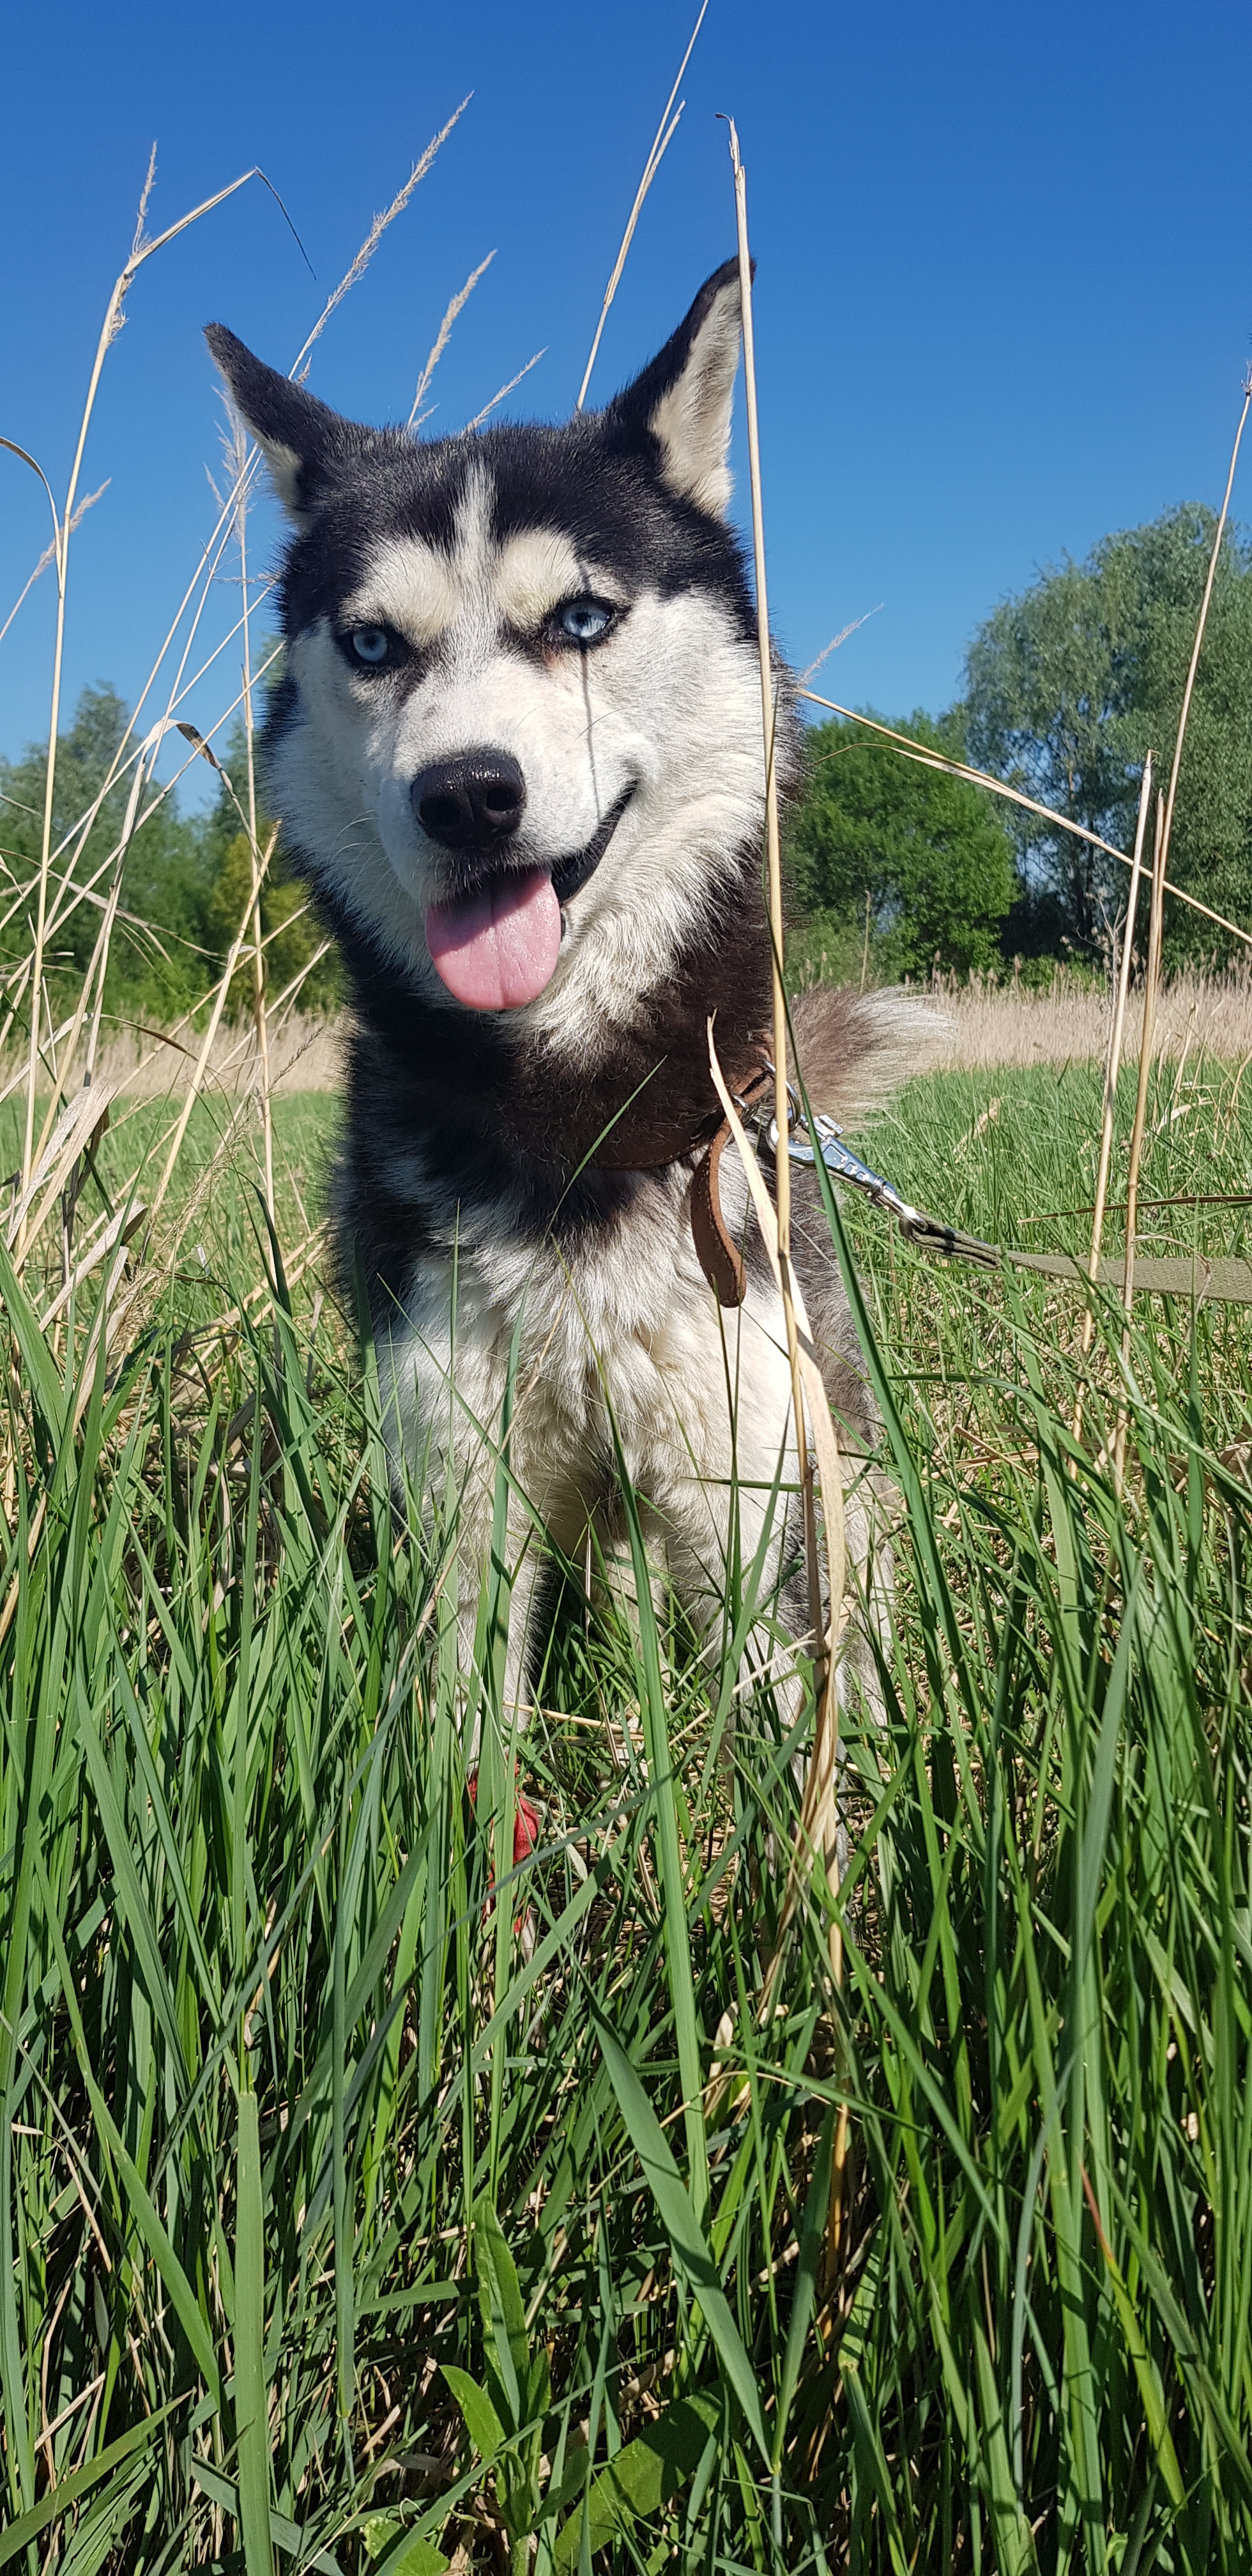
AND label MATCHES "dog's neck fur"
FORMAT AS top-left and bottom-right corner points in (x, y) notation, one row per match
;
(323, 837), (773, 1206)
